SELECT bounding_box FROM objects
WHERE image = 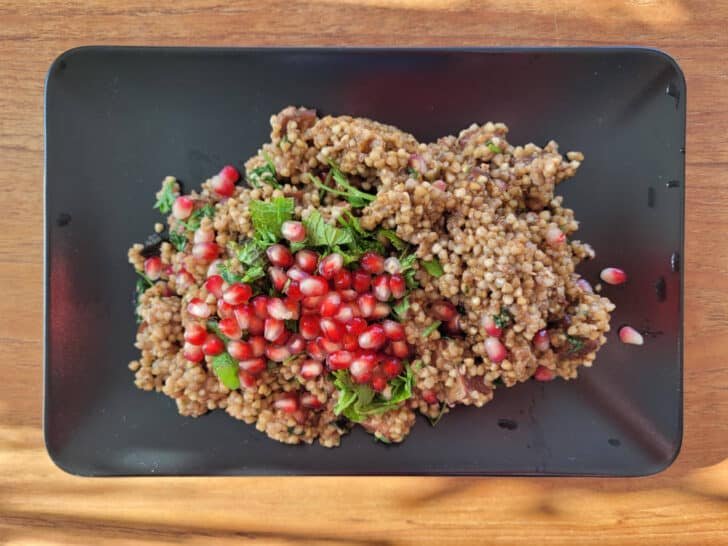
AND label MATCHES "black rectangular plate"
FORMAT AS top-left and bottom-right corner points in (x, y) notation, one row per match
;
(44, 47), (685, 476)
